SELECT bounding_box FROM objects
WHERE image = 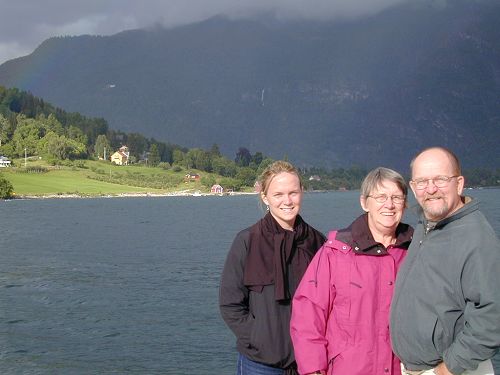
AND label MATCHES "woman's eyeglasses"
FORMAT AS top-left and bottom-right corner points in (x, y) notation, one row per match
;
(367, 194), (406, 204)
